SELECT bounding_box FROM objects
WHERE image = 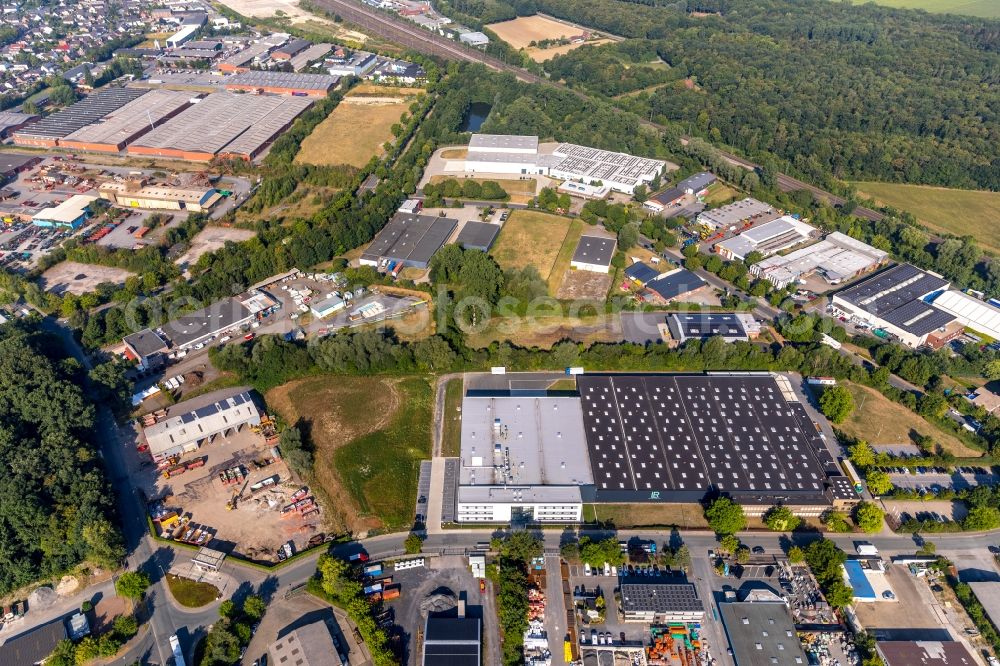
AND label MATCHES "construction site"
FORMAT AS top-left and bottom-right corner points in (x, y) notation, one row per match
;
(133, 392), (324, 563)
